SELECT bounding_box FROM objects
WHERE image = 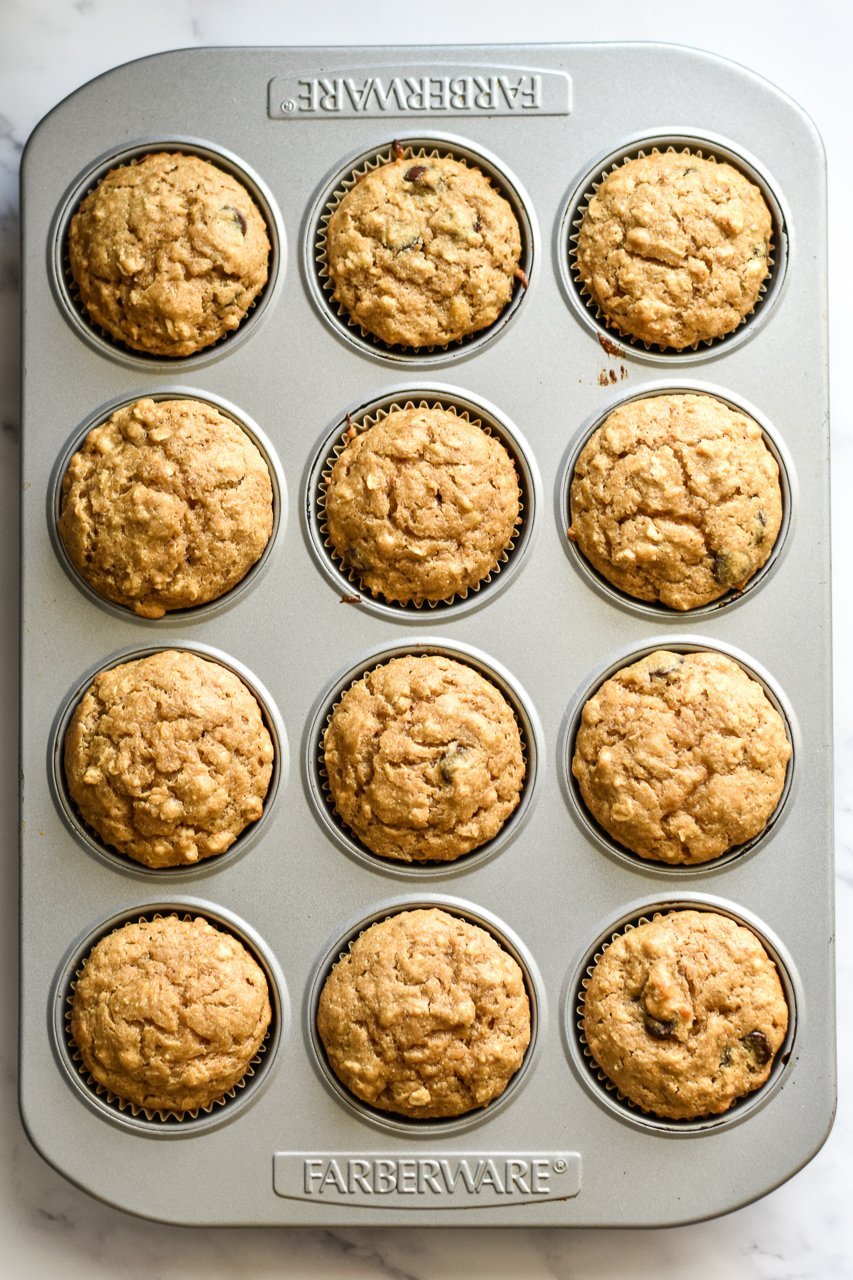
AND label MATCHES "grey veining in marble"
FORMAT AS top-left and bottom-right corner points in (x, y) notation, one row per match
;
(3, 0), (851, 1275)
